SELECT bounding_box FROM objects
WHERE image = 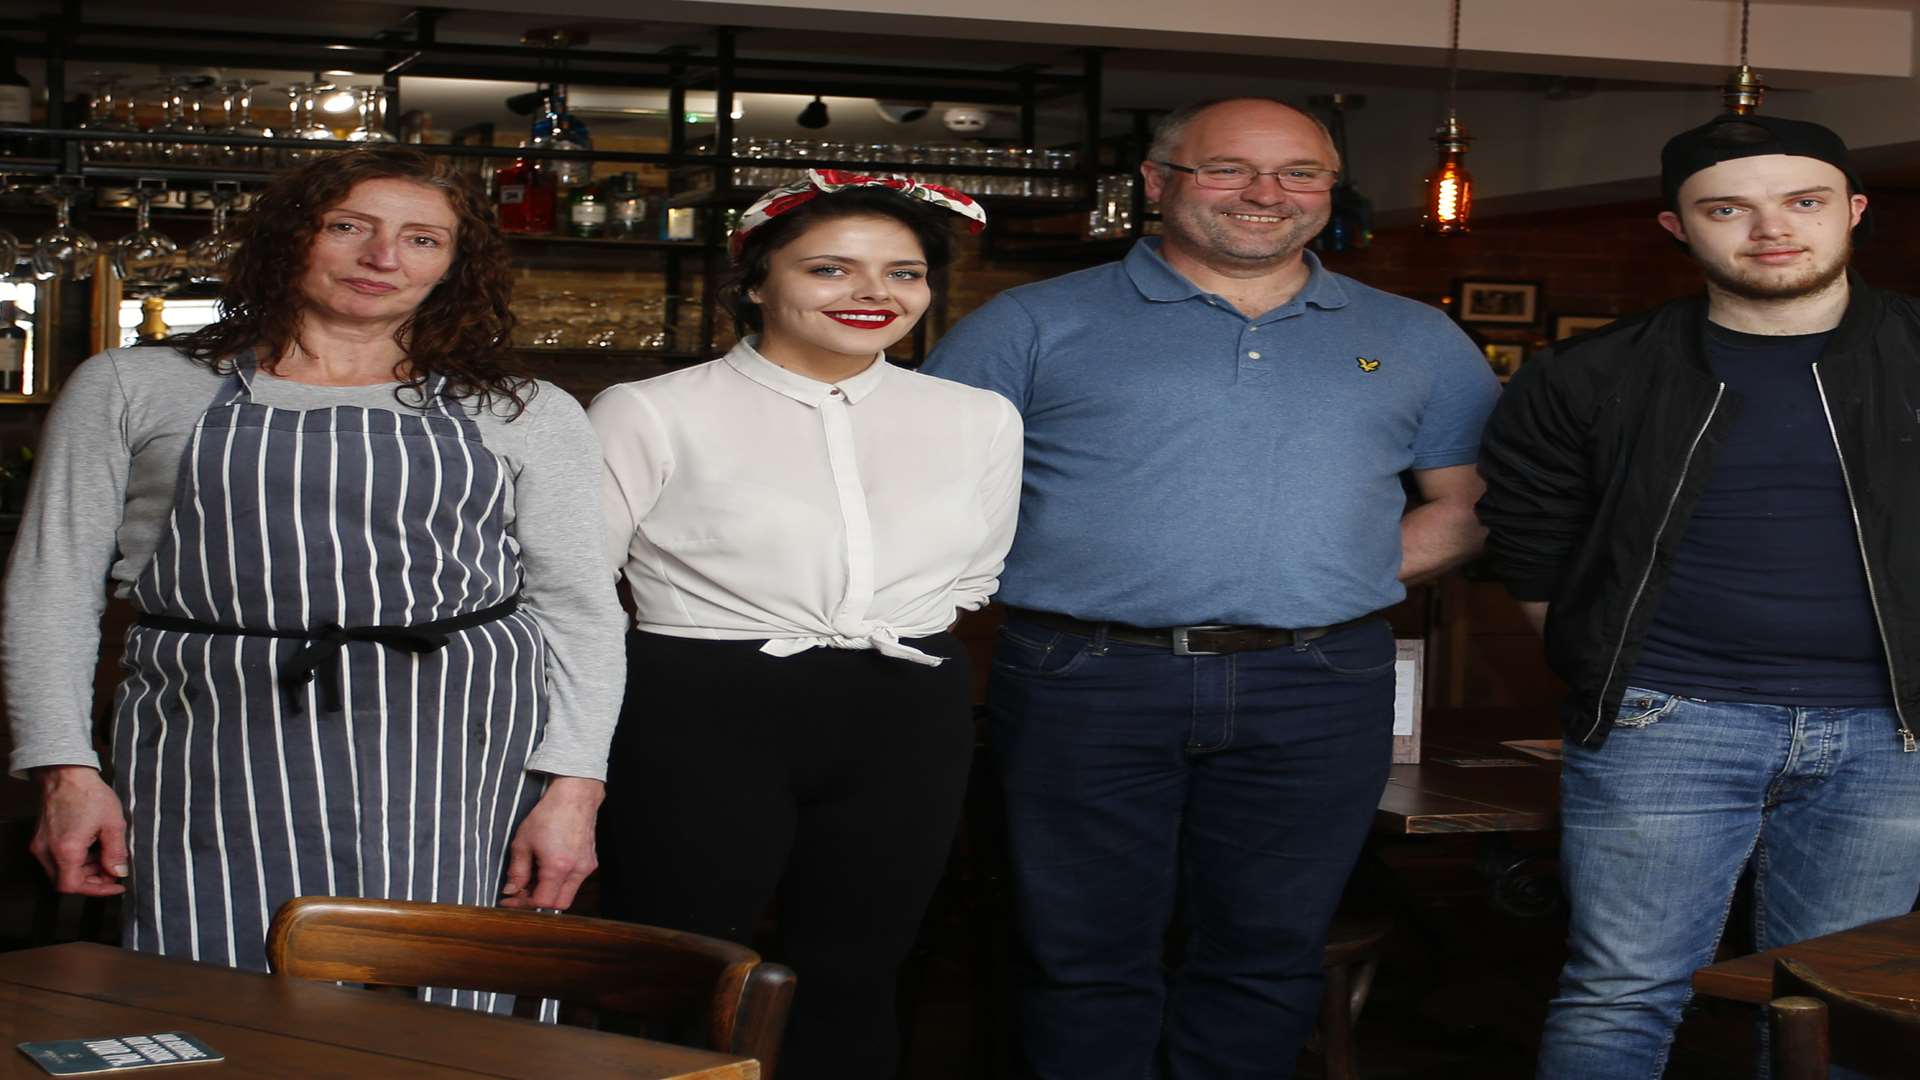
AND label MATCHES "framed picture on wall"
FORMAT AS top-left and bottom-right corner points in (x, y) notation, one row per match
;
(1553, 313), (1616, 341)
(1454, 279), (1542, 325)
(1483, 341), (1525, 380)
